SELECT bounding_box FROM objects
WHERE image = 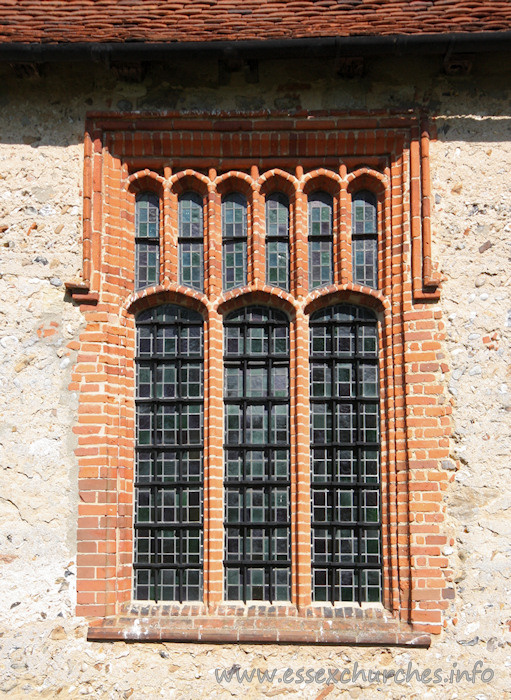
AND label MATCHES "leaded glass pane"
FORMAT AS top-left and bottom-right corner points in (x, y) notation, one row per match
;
(246, 450), (267, 480)
(159, 450), (179, 481)
(134, 305), (204, 602)
(308, 192), (333, 289)
(352, 191), (378, 288)
(246, 367), (267, 397)
(271, 404), (289, 443)
(245, 405), (267, 444)
(135, 193), (160, 290)
(225, 367), (243, 398)
(271, 366), (288, 397)
(358, 324), (378, 355)
(156, 326), (178, 356)
(312, 568), (329, 602)
(310, 304), (381, 604)
(179, 192), (204, 292)
(223, 193), (247, 290)
(336, 449), (357, 482)
(311, 403), (332, 444)
(226, 568), (242, 600)
(361, 569), (382, 603)
(225, 404), (242, 445)
(247, 325), (268, 355)
(361, 528), (381, 563)
(136, 243), (159, 290)
(224, 306), (291, 602)
(360, 364), (378, 397)
(179, 191), (203, 238)
(266, 193), (289, 290)
(336, 363), (354, 397)
(273, 567), (291, 601)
